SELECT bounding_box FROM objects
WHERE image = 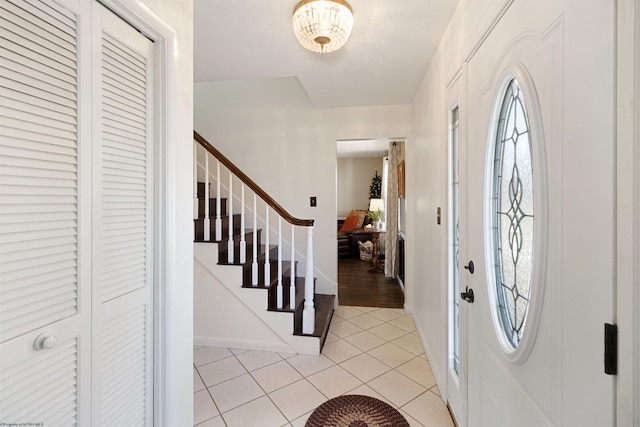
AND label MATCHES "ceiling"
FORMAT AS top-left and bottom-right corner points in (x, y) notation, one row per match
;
(194, 0), (460, 109)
